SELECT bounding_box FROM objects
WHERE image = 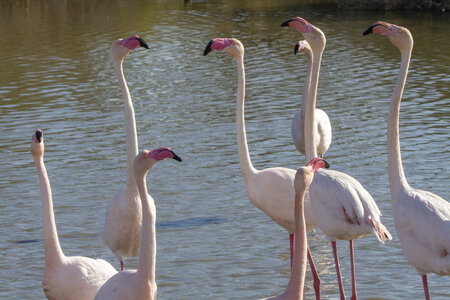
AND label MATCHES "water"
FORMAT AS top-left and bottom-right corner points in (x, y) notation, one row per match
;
(1, 0), (449, 299)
